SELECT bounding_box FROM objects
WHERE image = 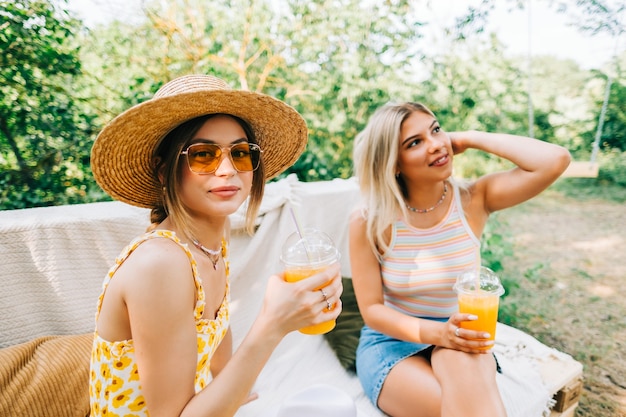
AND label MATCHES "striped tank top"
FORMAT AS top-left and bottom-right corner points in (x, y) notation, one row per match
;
(380, 183), (480, 318)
